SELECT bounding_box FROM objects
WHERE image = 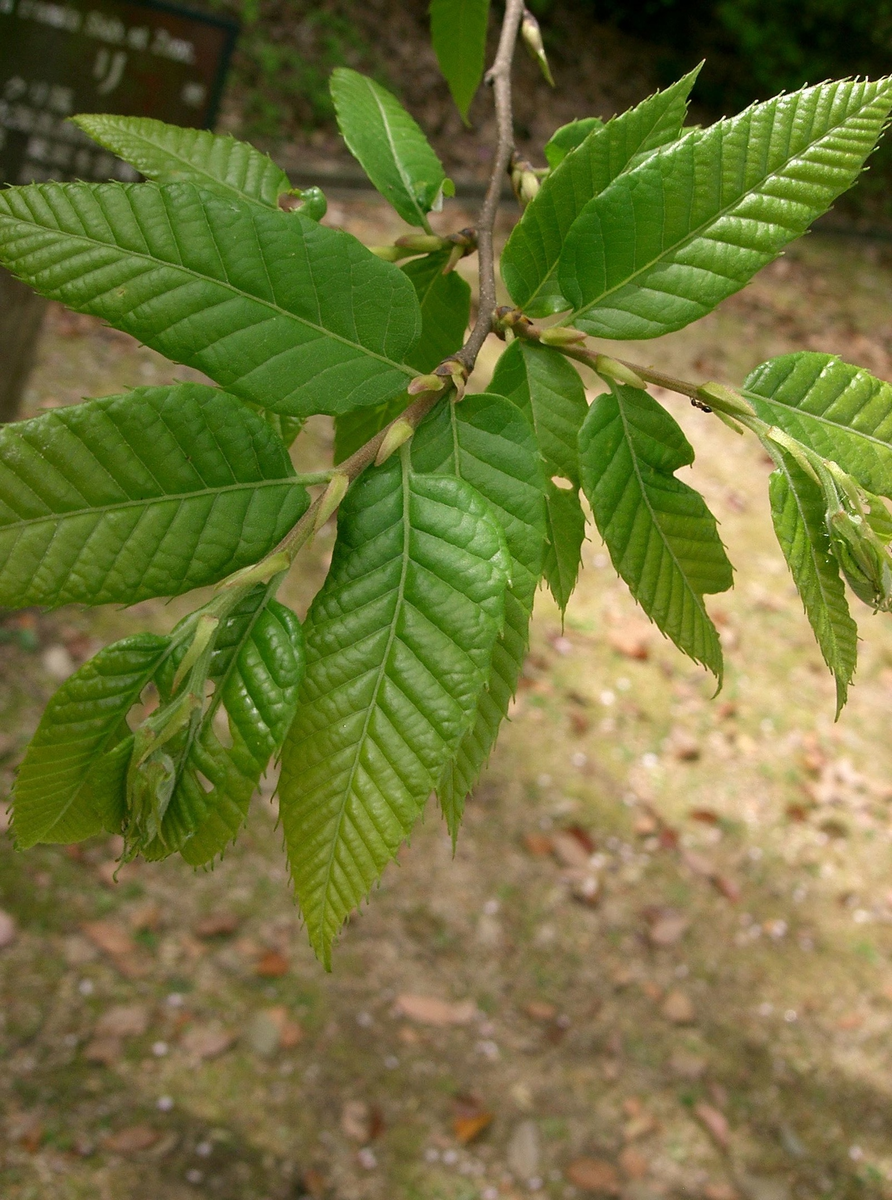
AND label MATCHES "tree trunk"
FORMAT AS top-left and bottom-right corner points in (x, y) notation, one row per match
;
(0, 266), (47, 423)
